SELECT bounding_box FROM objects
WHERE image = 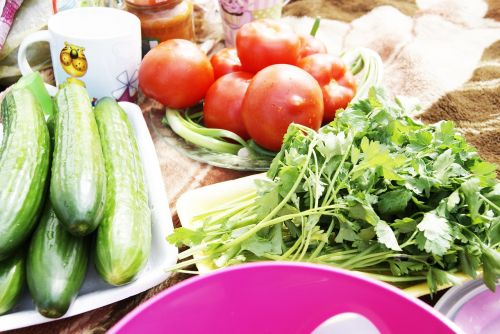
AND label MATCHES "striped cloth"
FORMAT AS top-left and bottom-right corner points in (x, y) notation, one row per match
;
(0, 0), (23, 50)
